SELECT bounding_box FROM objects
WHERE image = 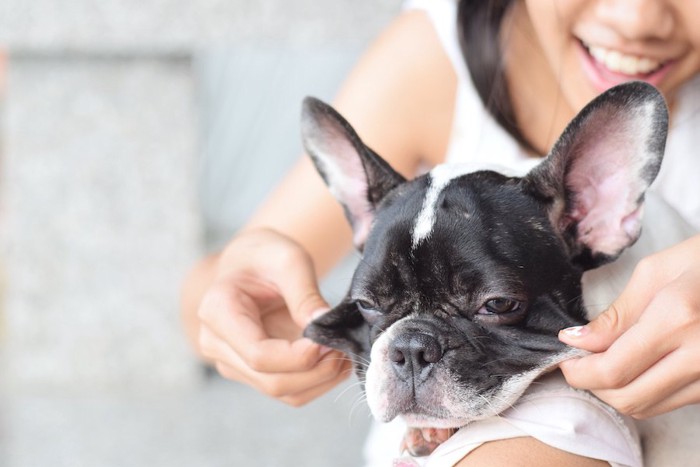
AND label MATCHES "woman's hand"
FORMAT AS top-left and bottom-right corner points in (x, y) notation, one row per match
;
(559, 235), (700, 419)
(187, 228), (352, 406)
